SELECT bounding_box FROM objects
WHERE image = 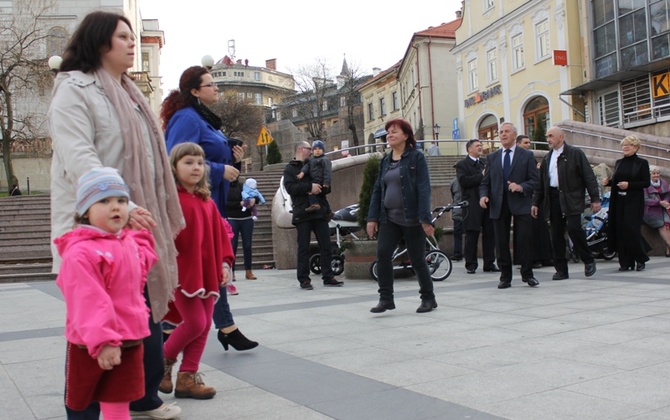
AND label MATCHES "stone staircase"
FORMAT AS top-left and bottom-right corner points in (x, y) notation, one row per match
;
(0, 157), (456, 282)
(0, 195), (56, 282)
